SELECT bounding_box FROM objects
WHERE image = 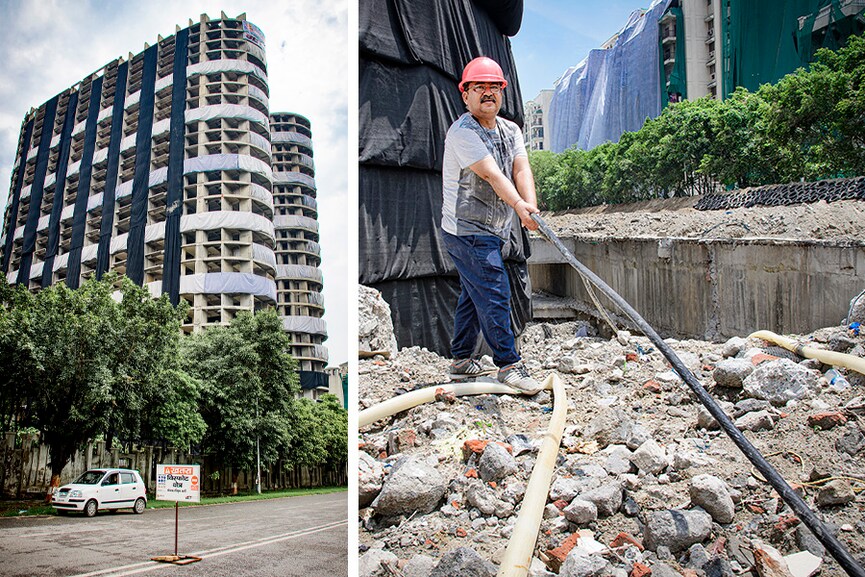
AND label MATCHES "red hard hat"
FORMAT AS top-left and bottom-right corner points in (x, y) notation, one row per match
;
(459, 56), (508, 92)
